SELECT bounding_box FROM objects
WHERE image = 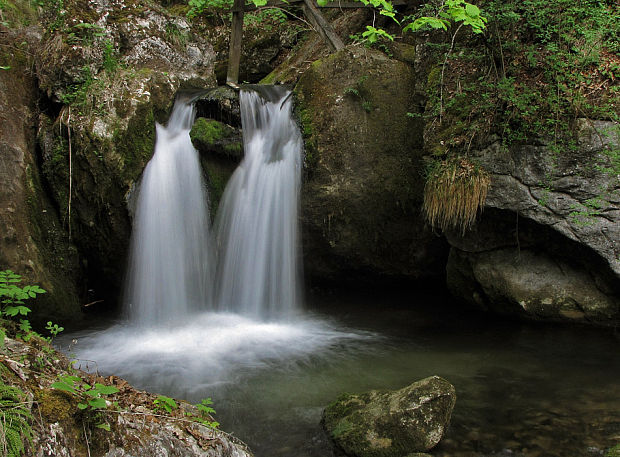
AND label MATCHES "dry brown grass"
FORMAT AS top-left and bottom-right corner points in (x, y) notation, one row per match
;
(423, 157), (490, 235)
